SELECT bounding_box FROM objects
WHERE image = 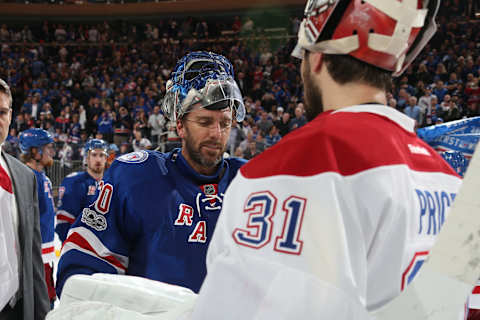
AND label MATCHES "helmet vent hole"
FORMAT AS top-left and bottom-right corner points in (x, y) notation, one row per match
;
(369, 29), (375, 33)
(361, 0), (365, 4)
